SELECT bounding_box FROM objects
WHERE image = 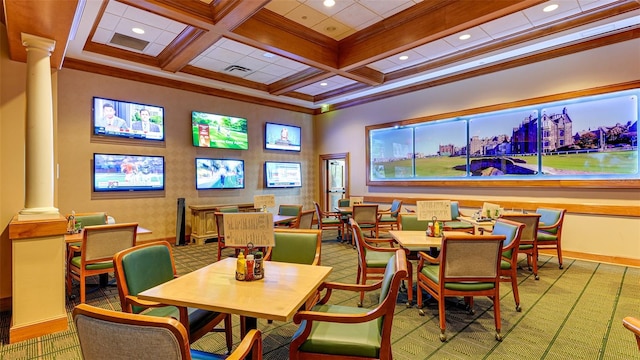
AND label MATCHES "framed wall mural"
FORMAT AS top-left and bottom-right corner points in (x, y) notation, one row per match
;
(366, 87), (639, 188)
